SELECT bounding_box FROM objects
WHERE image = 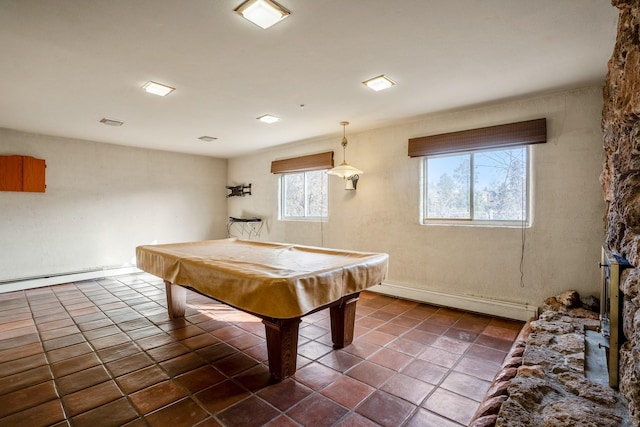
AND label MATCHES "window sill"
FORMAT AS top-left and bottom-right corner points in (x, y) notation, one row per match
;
(279, 217), (328, 223)
(422, 219), (531, 228)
